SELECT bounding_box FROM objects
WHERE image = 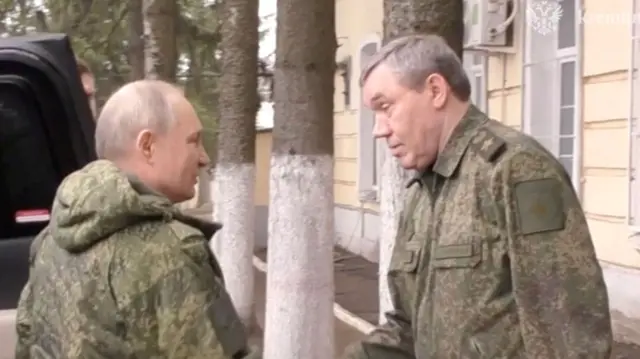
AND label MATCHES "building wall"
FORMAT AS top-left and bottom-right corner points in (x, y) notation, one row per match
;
(486, 14), (522, 130)
(255, 129), (272, 249)
(580, 0), (640, 342)
(255, 130), (272, 206)
(332, 0), (384, 261)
